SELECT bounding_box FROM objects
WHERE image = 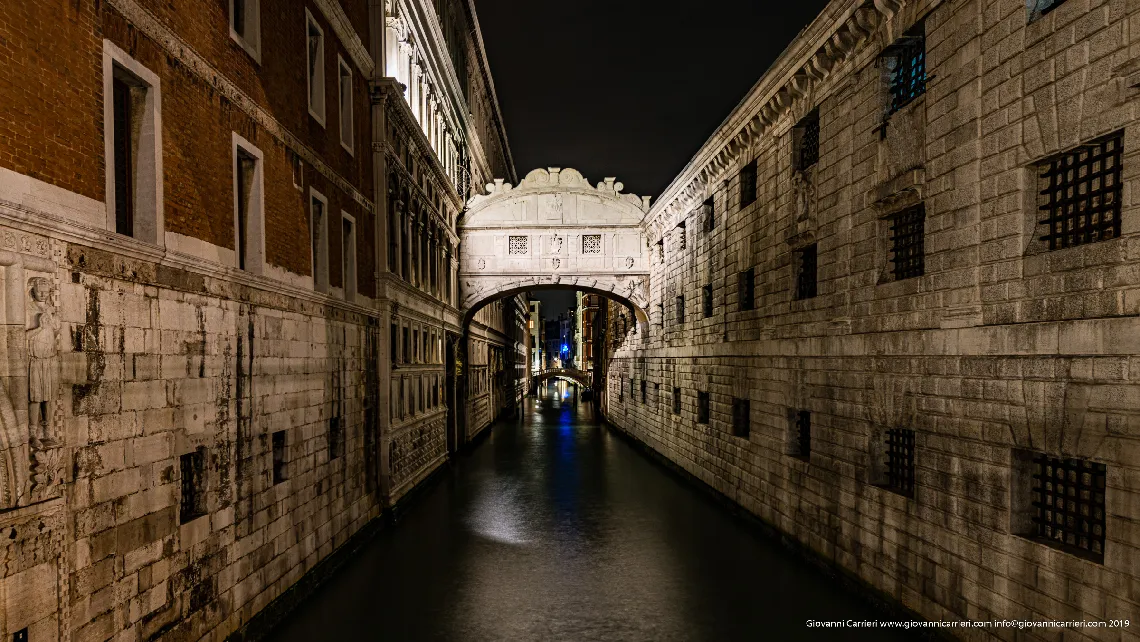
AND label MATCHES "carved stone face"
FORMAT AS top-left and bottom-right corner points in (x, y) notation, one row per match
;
(29, 277), (53, 304)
